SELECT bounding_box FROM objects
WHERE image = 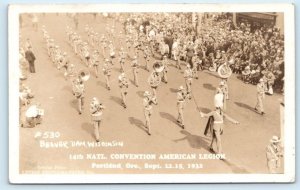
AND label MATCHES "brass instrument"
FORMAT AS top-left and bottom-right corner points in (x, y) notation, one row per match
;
(148, 71), (161, 88)
(78, 69), (90, 81)
(217, 63), (232, 79)
(153, 61), (164, 73)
